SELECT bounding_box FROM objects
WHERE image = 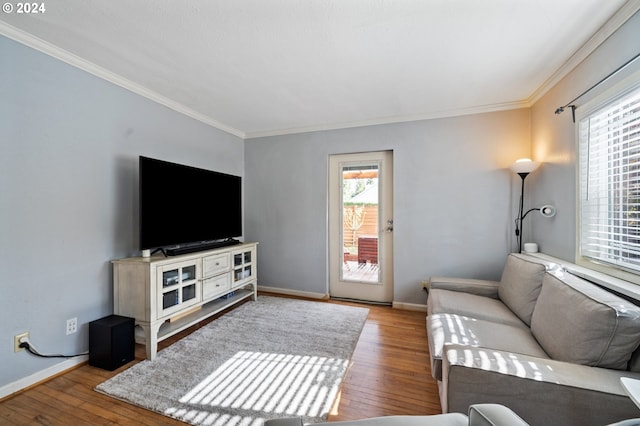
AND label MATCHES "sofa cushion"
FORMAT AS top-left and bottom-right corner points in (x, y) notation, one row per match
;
(428, 289), (527, 329)
(427, 313), (549, 380)
(497, 254), (547, 326)
(530, 272), (640, 370)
